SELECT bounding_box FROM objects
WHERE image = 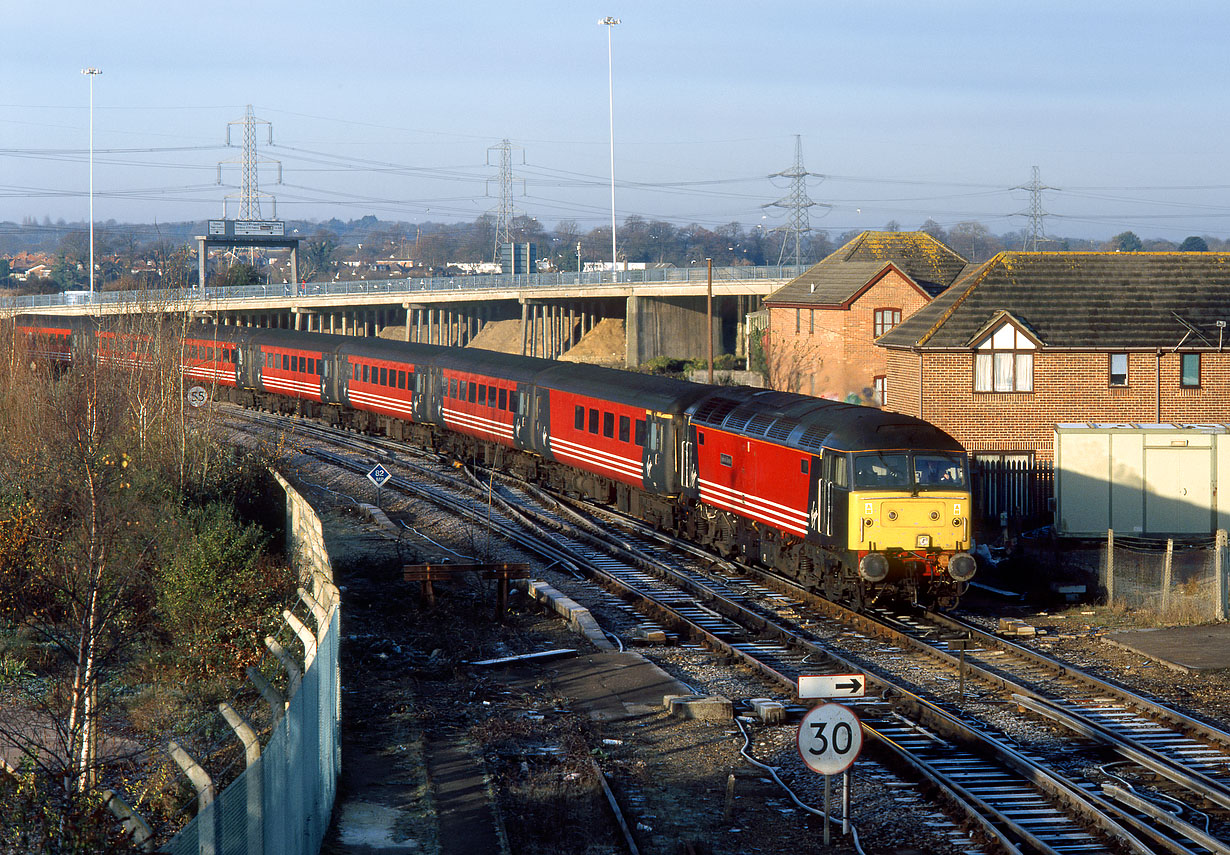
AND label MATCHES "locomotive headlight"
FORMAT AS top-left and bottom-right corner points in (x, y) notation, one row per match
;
(948, 552), (977, 582)
(858, 552), (890, 583)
